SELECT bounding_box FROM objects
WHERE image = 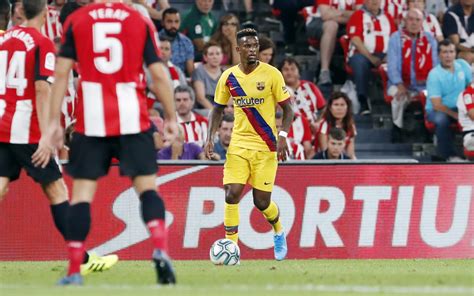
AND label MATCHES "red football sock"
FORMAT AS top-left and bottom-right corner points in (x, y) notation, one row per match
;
(67, 241), (85, 275)
(146, 219), (167, 251)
